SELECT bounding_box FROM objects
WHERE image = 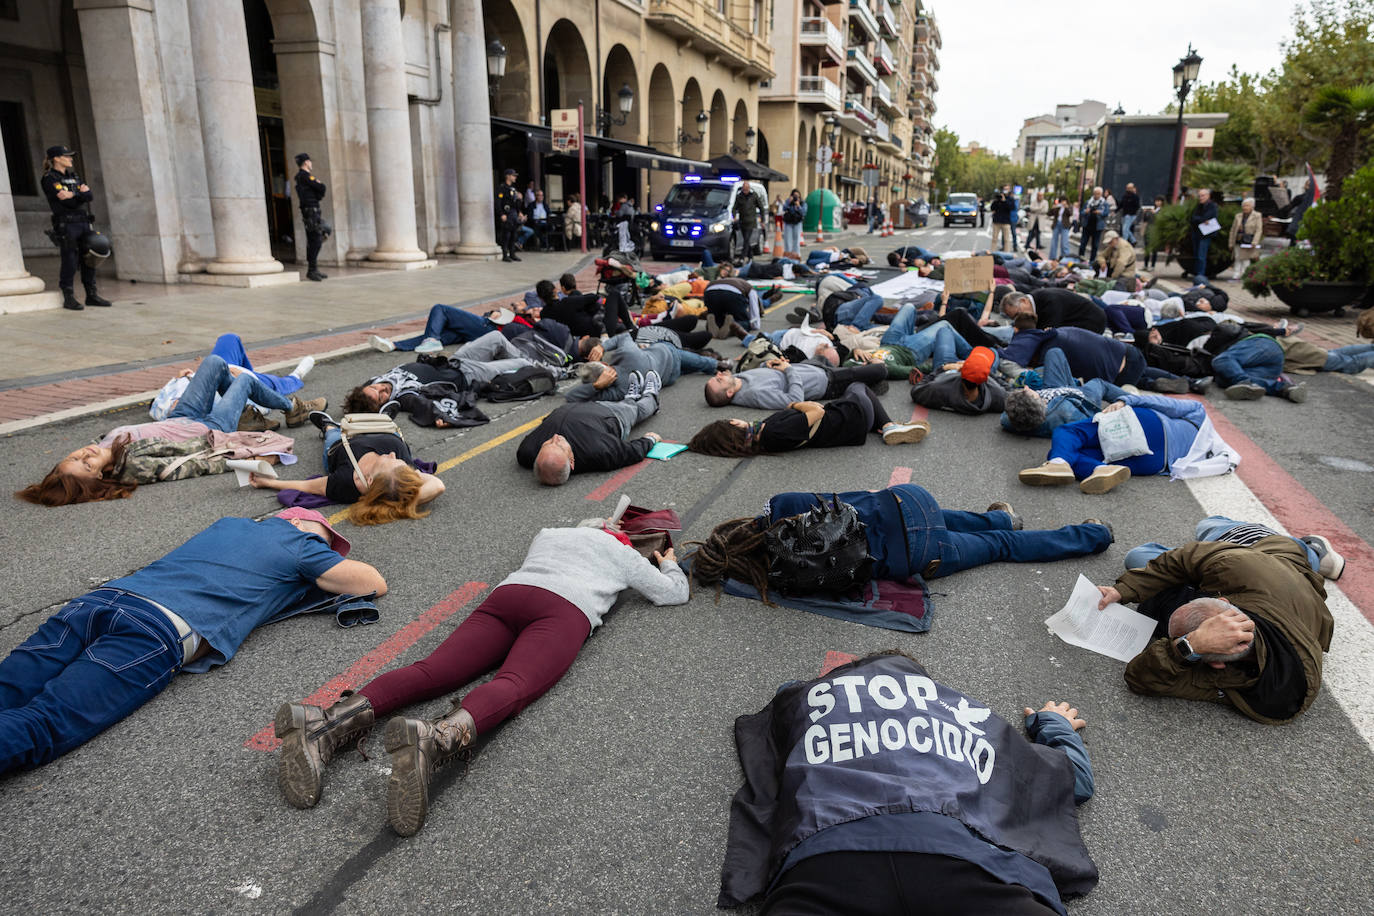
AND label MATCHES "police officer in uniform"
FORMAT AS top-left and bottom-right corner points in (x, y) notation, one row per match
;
(41, 144), (112, 310)
(294, 153), (329, 281)
(495, 167), (523, 262)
